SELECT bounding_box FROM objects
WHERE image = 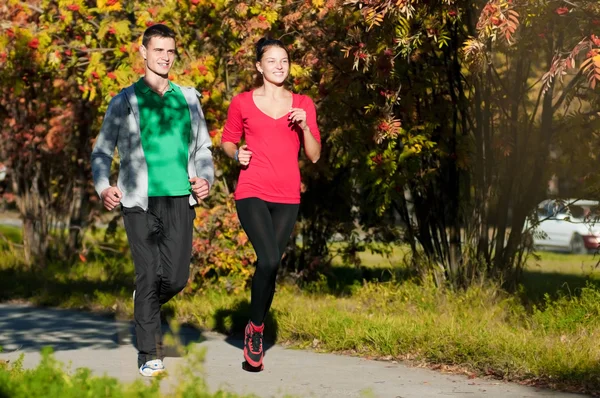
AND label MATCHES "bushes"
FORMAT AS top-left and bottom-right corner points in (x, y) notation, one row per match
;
(189, 186), (256, 293)
(531, 283), (600, 334)
(0, 349), (159, 398)
(0, 347), (246, 398)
